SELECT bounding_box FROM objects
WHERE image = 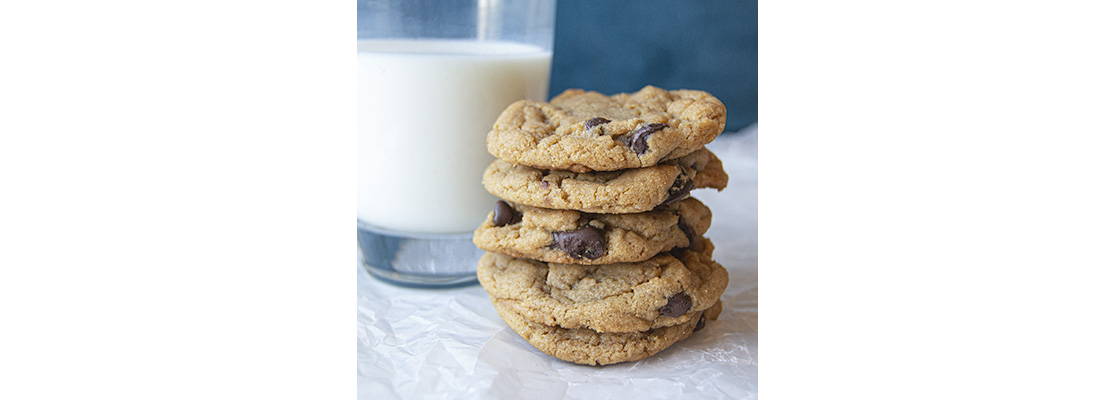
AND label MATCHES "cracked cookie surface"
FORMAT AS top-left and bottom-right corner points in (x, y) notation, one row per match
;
(473, 198), (712, 265)
(491, 296), (722, 366)
(475, 237), (728, 333)
(486, 86), (727, 172)
(482, 147), (728, 214)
